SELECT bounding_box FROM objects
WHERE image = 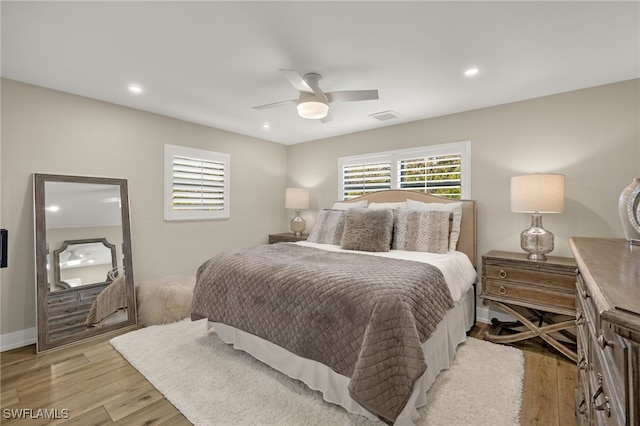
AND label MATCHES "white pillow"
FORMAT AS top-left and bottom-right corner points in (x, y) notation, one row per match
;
(406, 199), (463, 251)
(368, 202), (407, 210)
(331, 200), (368, 210)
